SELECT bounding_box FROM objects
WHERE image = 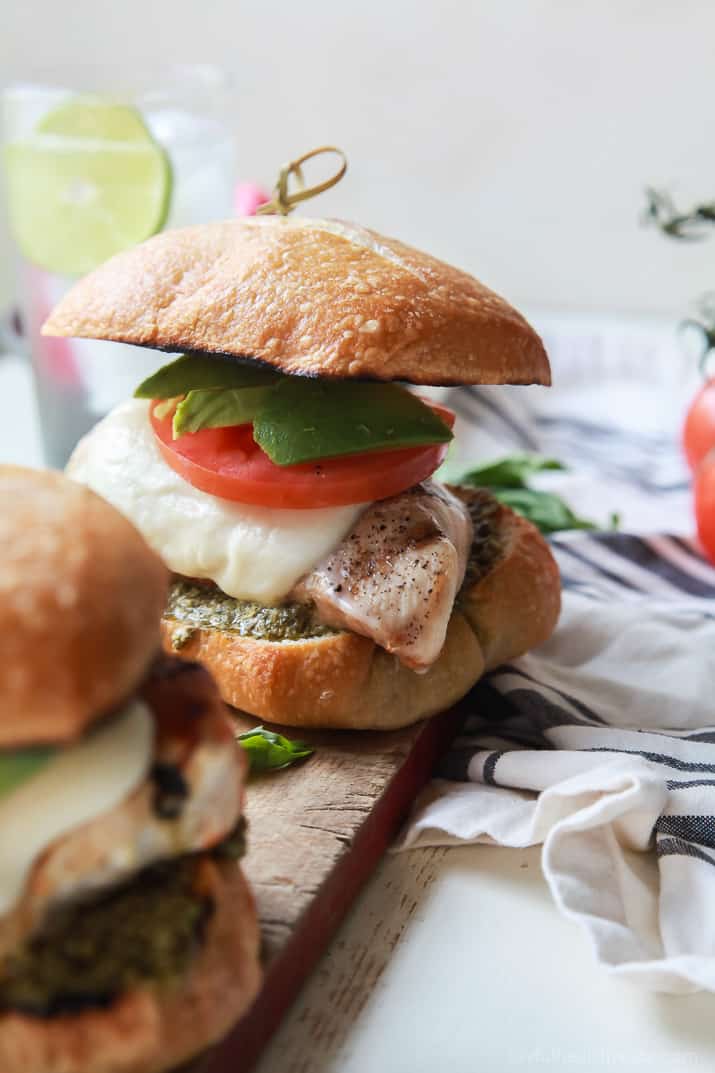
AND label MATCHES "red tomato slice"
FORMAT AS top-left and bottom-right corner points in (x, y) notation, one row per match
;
(695, 449), (715, 564)
(683, 379), (715, 472)
(150, 399), (455, 509)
